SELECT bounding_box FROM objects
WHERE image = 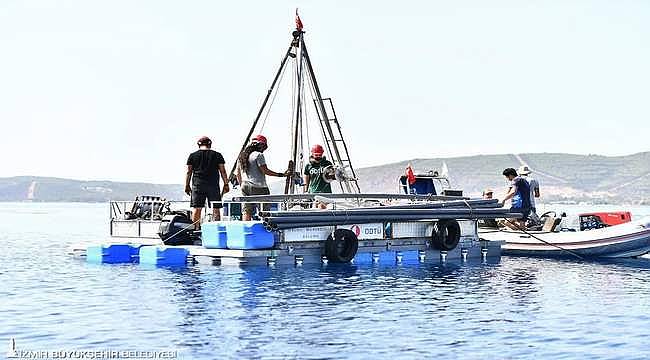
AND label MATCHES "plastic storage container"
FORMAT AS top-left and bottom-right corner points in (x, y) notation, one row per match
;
(86, 244), (139, 264)
(226, 222), (275, 250)
(139, 246), (189, 266)
(201, 221), (228, 249)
